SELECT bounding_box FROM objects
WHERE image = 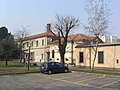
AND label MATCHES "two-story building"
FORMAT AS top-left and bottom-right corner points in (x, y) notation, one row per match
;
(22, 24), (57, 63)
